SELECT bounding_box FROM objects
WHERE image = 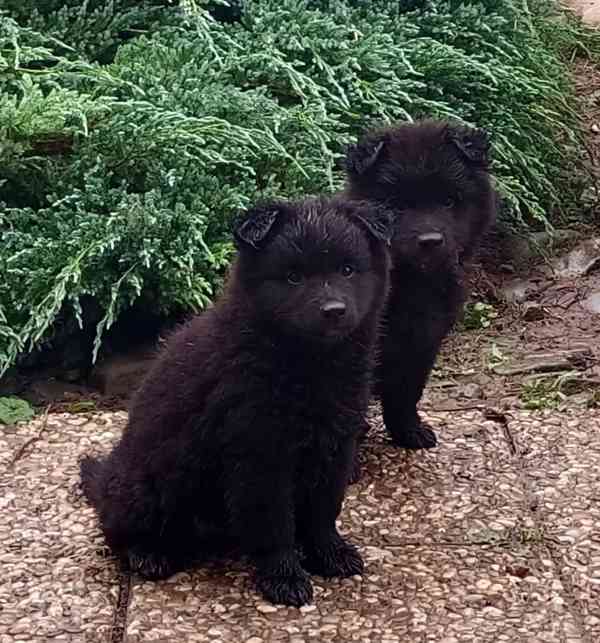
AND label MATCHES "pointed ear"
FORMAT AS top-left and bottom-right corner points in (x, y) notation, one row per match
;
(233, 202), (282, 250)
(343, 132), (387, 178)
(447, 125), (491, 167)
(351, 204), (394, 246)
